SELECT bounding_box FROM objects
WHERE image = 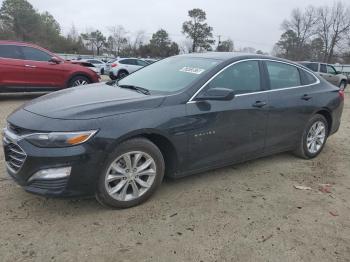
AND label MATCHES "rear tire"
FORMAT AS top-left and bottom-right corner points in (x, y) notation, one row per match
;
(109, 74), (117, 80)
(293, 114), (328, 159)
(68, 75), (90, 87)
(117, 70), (129, 80)
(95, 138), (165, 209)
